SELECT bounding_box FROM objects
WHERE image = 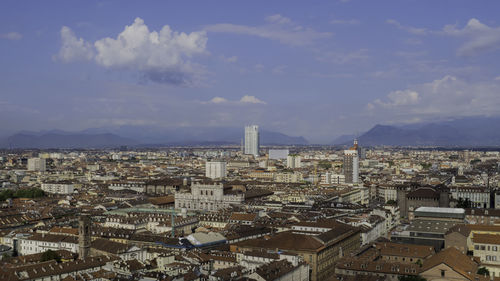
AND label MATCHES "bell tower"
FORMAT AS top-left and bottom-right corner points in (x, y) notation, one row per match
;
(78, 214), (91, 259)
